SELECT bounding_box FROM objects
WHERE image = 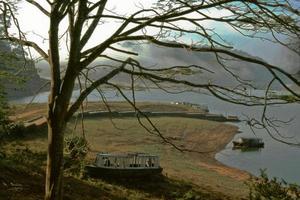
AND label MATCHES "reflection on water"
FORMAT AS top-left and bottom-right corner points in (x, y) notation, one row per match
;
(11, 89), (300, 184)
